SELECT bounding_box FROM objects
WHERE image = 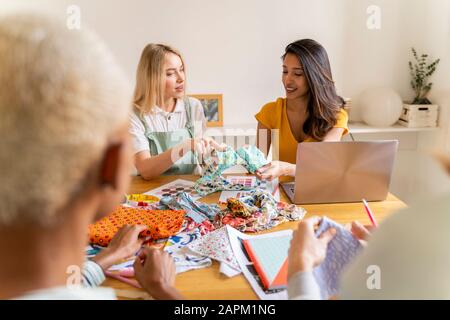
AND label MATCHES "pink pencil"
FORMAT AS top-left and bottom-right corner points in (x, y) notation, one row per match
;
(362, 199), (378, 227)
(104, 271), (141, 289)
